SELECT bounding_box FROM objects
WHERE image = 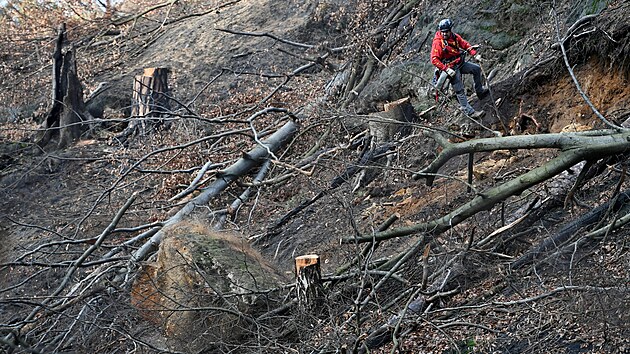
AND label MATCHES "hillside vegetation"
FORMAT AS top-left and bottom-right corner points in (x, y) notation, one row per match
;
(1, 1), (629, 353)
